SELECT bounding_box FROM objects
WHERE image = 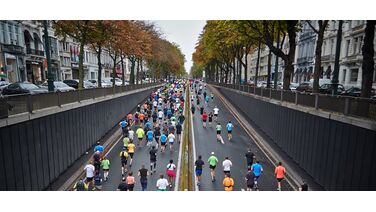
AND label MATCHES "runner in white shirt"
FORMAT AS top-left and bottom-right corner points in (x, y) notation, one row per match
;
(213, 106), (219, 121)
(84, 161), (95, 190)
(222, 157), (233, 175)
(153, 100), (158, 109)
(128, 129), (135, 142)
(158, 110), (164, 124)
(156, 174), (169, 191)
(166, 160), (176, 188)
(168, 133), (175, 152)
